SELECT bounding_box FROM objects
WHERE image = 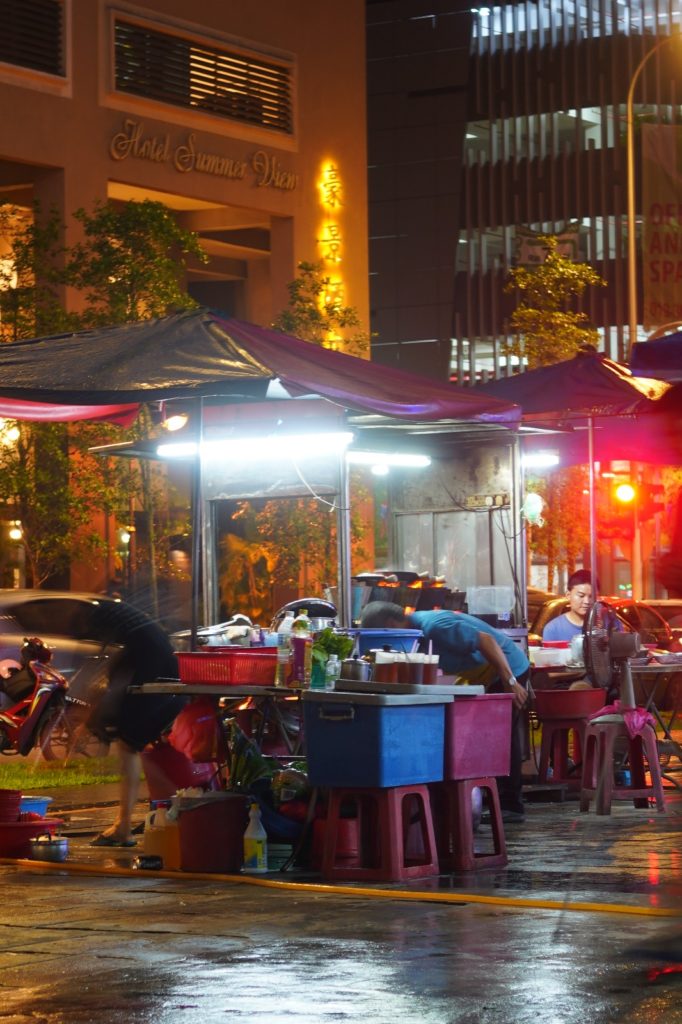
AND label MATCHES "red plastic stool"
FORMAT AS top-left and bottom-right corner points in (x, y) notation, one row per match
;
(580, 718), (666, 815)
(320, 785), (439, 882)
(535, 688), (606, 790)
(537, 717), (589, 789)
(311, 816), (360, 871)
(431, 778), (507, 871)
